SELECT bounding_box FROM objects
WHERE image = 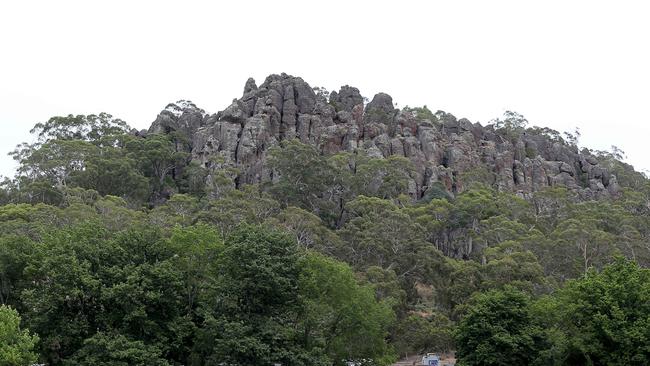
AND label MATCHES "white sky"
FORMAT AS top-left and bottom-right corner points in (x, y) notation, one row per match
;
(1, 0), (649, 178)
